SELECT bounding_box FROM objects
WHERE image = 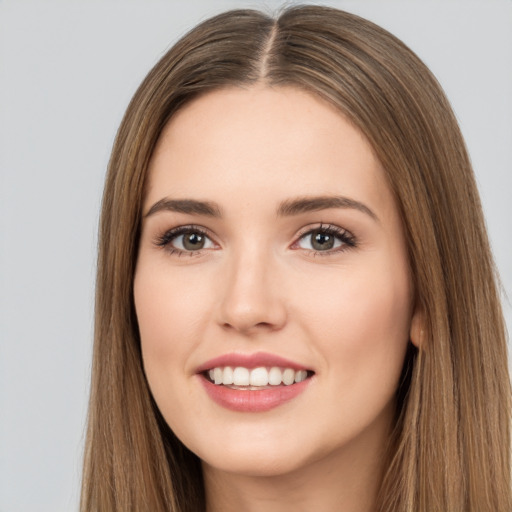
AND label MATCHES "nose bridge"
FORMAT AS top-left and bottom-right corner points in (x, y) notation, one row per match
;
(218, 240), (286, 333)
